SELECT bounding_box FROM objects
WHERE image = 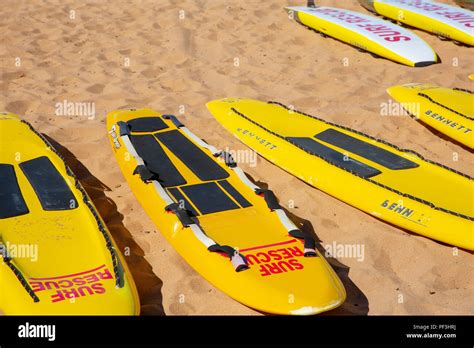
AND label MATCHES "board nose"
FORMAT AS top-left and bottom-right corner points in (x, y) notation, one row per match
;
(358, 0), (376, 12)
(206, 99), (237, 119)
